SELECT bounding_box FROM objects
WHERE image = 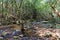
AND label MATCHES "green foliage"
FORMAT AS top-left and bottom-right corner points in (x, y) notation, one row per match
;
(0, 0), (60, 28)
